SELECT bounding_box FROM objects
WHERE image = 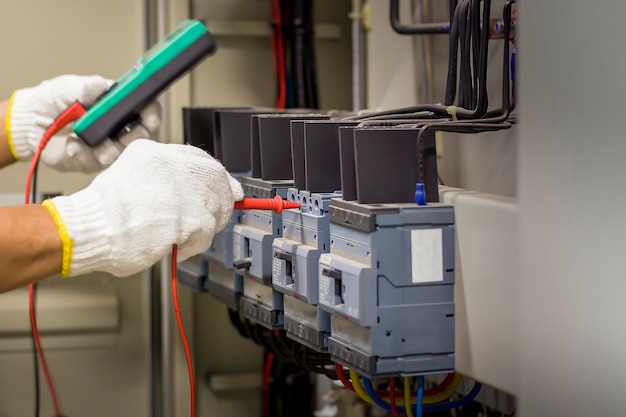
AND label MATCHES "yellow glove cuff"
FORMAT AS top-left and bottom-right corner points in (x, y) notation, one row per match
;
(42, 199), (73, 277)
(5, 91), (20, 162)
